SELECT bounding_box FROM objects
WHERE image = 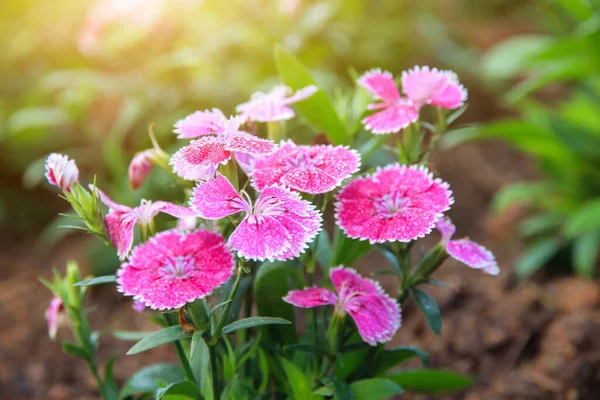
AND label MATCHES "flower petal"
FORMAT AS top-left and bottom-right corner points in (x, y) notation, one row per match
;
(190, 174), (249, 218)
(89, 186), (132, 212)
(447, 239), (499, 275)
(345, 293), (401, 346)
(170, 137), (231, 180)
(430, 74), (467, 109)
(282, 85), (318, 105)
(283, 287), (338, 308)
(330, 266), (385, 298)
(358, 69), (401, 102)
(117, 229), (235, 310)
(173, 109), (227, 138)
(401, 65), (449, 105)
(225, 131), (277, 156)
(105, 210), (137, 260)
(362, 103), (419, 134)
(234, 152), (258, 176)
(435, 217), (456, 242)
(45, 297), (63, 339)
(229, 215), (292, 261)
